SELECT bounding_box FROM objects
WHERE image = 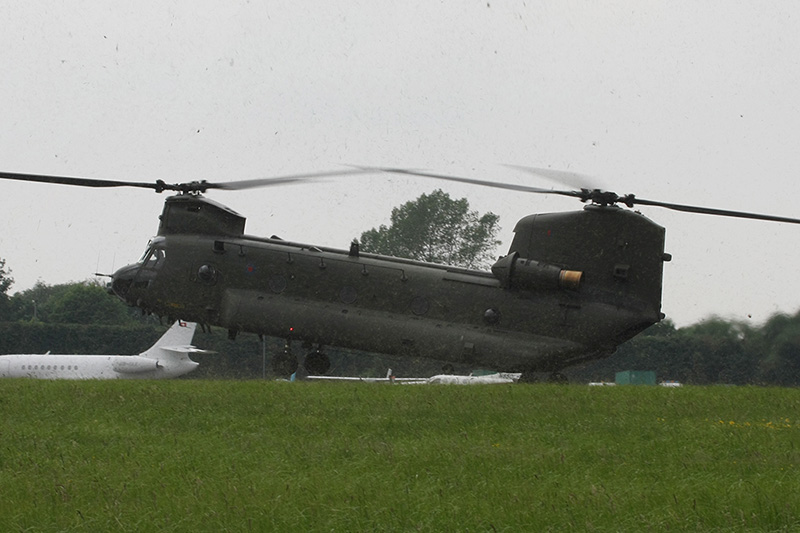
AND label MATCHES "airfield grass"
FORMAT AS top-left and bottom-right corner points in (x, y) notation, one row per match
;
(0, 382), (798, 532)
